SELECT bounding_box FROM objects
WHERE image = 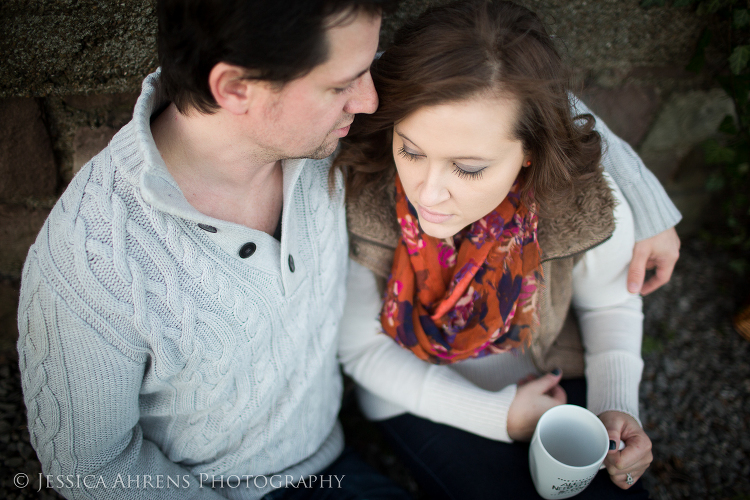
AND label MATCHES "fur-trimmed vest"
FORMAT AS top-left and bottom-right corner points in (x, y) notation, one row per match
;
(346, 170), (616, 377)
